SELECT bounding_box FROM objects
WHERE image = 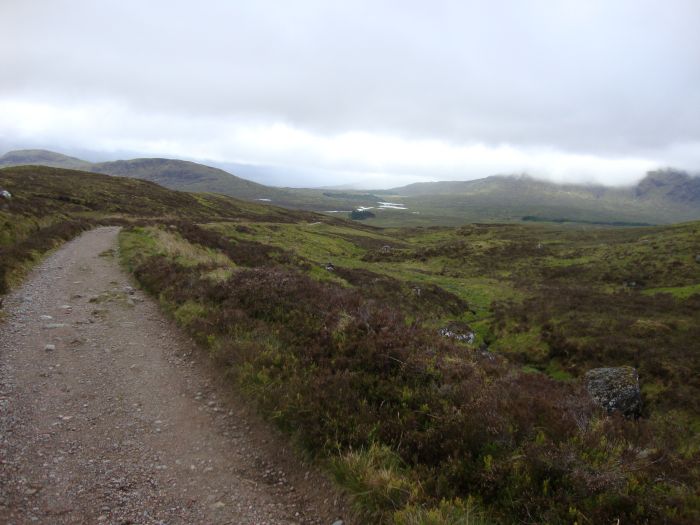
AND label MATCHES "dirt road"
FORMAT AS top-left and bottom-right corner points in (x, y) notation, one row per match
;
(0, 227), (347, 524)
